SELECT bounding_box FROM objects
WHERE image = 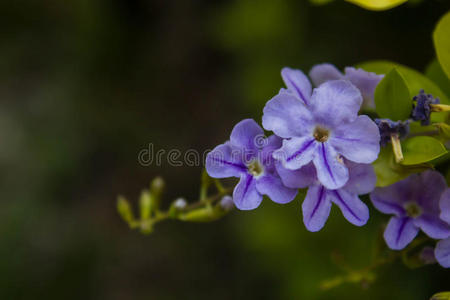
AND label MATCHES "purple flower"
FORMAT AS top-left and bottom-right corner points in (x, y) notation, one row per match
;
(277, 161), (375, 231)
(205, 119), (297, 210)
(435, 237), (450, 268)
(263, 68), (380, 190)
(370, 171), (450, 250)
(309, 63), (384, 109)
(440, 188), (450, 224)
